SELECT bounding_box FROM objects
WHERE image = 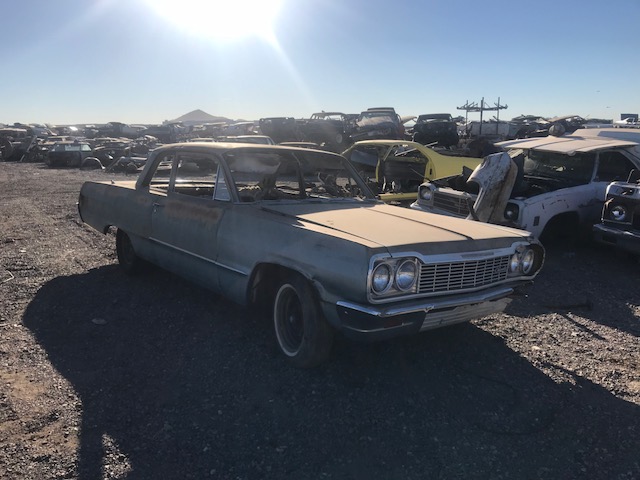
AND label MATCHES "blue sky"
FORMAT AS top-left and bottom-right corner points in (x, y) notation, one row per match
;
(1, 0), (638, 125)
